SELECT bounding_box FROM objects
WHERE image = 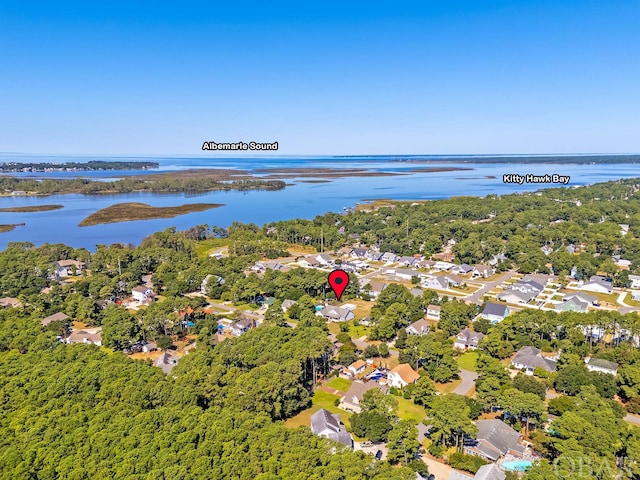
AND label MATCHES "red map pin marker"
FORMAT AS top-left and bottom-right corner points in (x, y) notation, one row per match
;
(328, 269), (350, 301)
